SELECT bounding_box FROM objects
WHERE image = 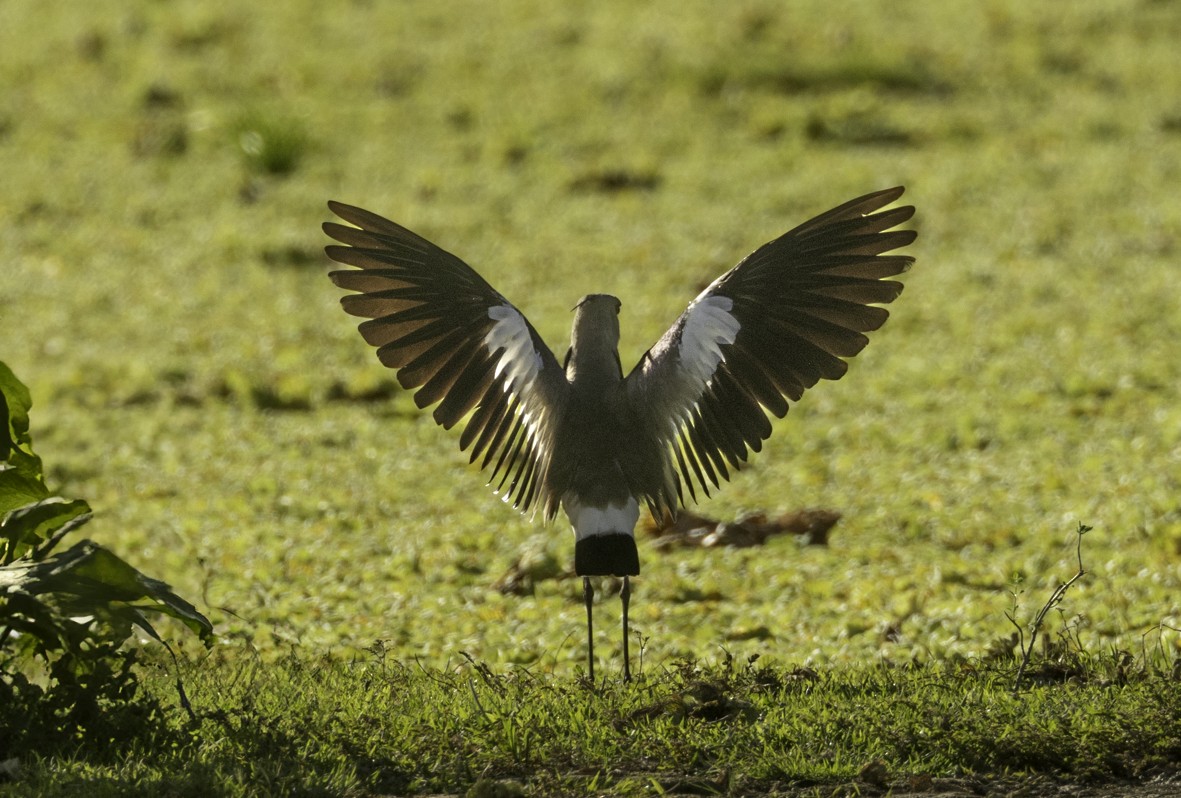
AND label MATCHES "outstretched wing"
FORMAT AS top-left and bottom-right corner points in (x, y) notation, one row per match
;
(620, 186), (916, 517)
(324, 202), (568, 517)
